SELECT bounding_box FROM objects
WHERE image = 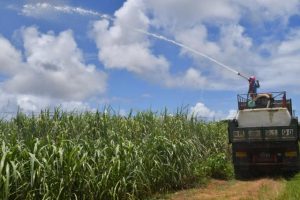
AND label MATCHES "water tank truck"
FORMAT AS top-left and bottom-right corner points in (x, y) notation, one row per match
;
(228, 91), (300, 176)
